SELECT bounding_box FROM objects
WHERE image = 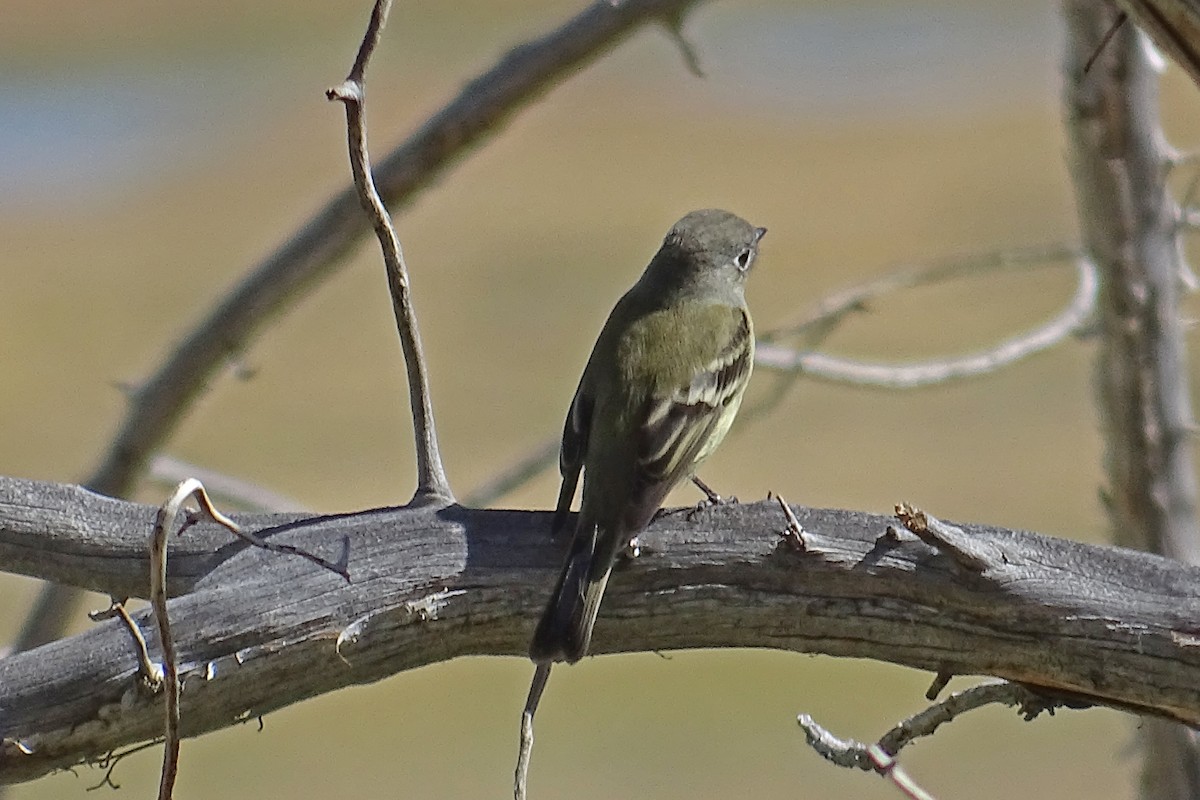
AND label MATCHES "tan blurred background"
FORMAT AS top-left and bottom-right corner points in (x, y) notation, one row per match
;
(4, 1), (1200, 797)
